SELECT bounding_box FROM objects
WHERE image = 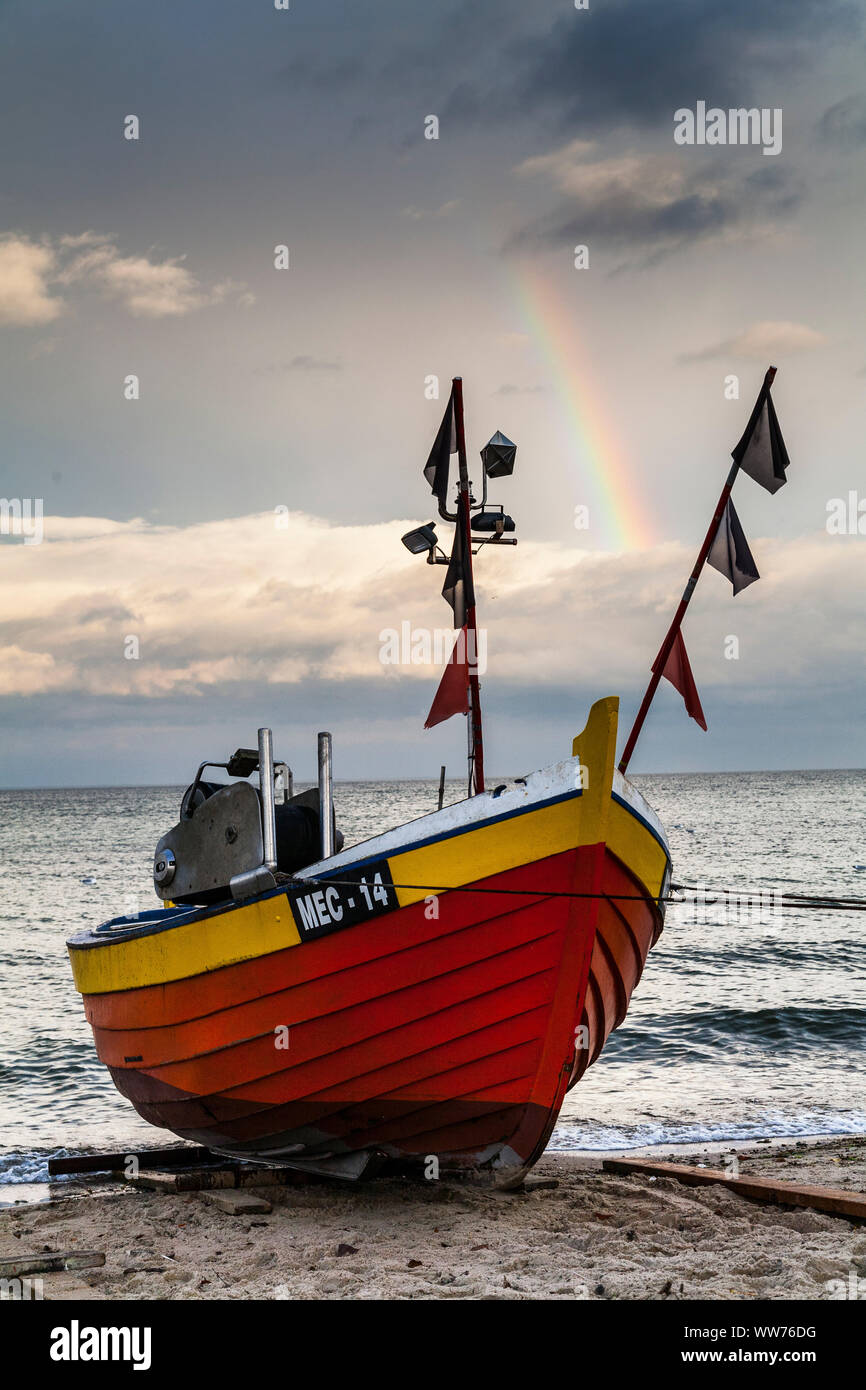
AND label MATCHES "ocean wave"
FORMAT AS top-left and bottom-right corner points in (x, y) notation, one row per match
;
(0, 1150), (77, 1185)
(604, 1005), (866, 1060)
(656, 942), (866, 973)
(550, 1110), (866, 1152)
